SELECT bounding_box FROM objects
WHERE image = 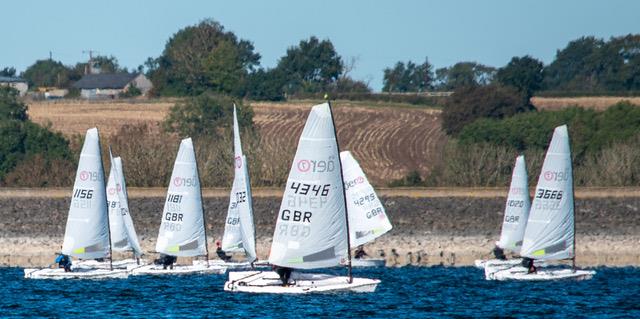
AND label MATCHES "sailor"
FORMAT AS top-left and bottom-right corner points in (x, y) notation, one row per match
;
(215, 240), (232, 262)
(493, 245), (507, 260)
(273, 265), (293, 287)
(522, 257), (536, 274)
(354, 245), (368, 259)
(154, 253), (176, 270)
(55, 253), (72, 272)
